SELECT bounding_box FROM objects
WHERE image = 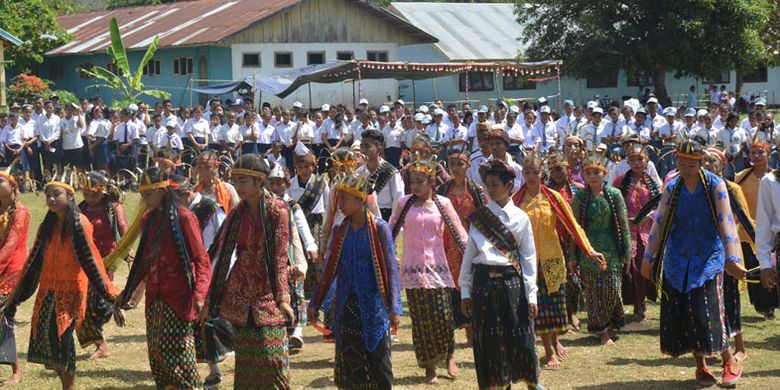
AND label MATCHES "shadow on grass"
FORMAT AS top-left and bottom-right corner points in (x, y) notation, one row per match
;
(741, 314), (774, 324)
(307, 376), (335, 388)
(747, 368), (780, 378)
(745, 334), (780, 351)
(77, 368), (152, 381)
(606, 356), (694, 368)
(107, 334), (149, 344)
(291, 357), (333, 370)
(576, 379), (697, 389)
